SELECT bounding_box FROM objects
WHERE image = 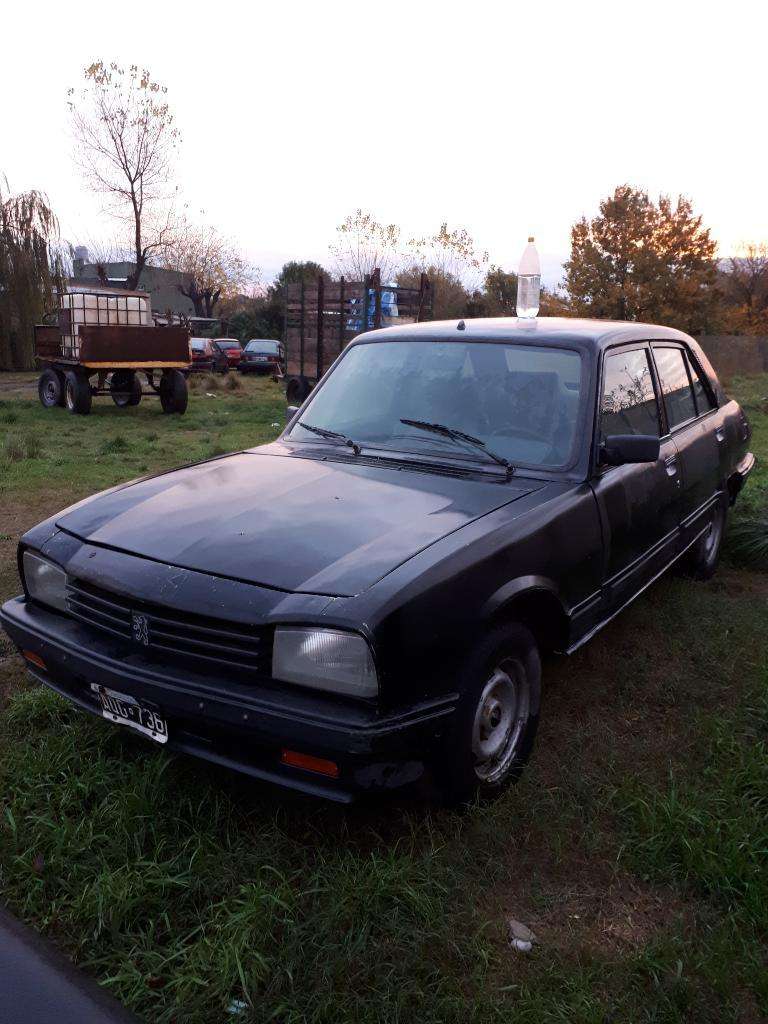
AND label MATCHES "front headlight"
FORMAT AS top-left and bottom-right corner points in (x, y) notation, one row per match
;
(22, 551), (68, 613)
(272, 627), (378, 698)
